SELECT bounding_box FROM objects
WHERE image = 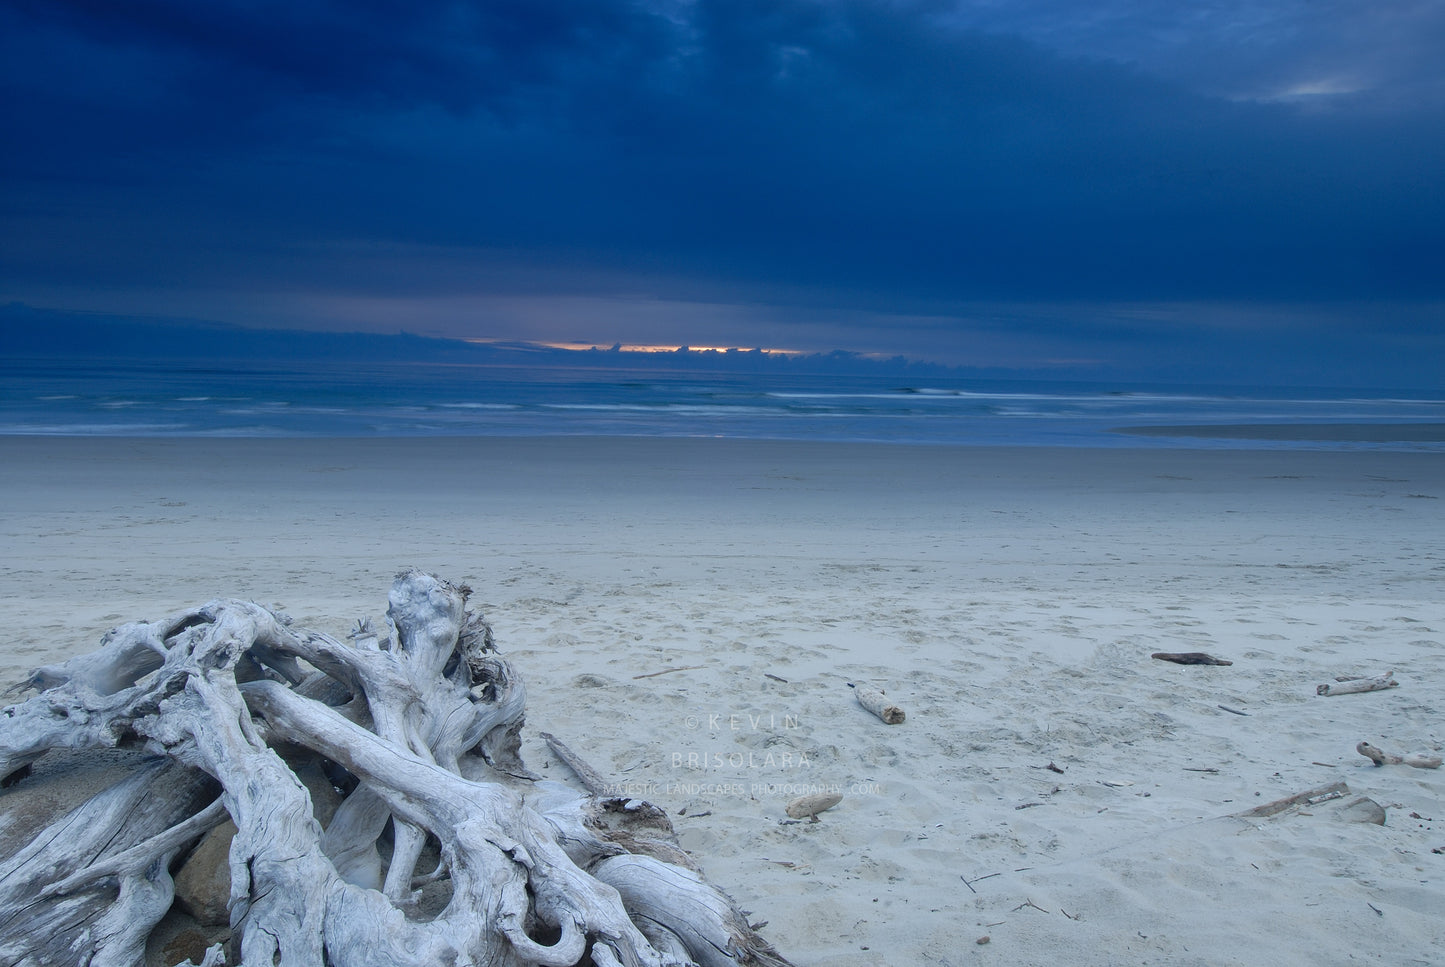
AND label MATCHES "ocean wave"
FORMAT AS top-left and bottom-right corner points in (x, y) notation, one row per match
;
(5, 359), (1441, 449)
(0, 422), (192, 434)
(437, 402), (520, 410)
(541, 403), (793, 417)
